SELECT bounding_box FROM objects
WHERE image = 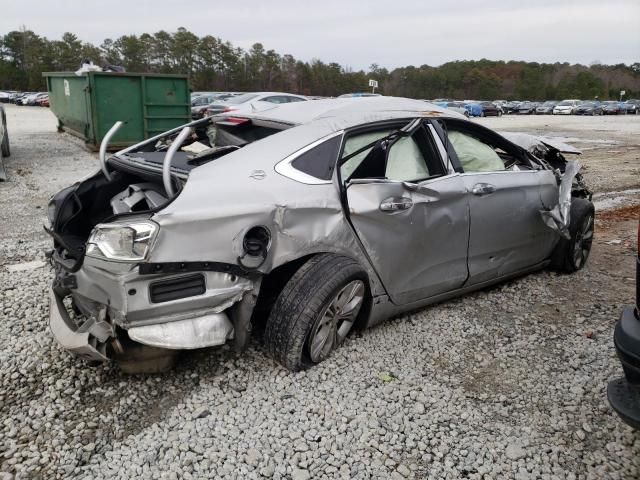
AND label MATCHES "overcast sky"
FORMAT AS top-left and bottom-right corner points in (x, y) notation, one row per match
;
(2, 0), (638, 70)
